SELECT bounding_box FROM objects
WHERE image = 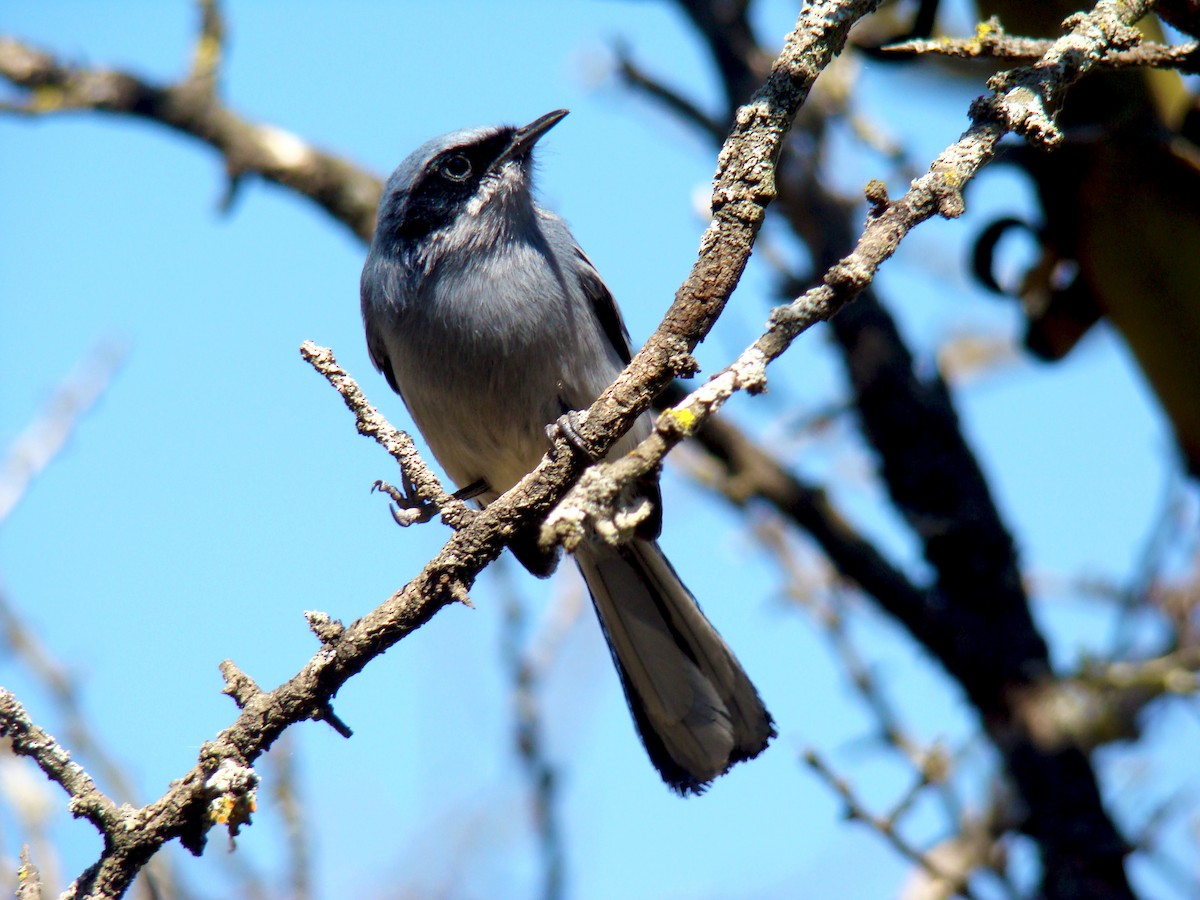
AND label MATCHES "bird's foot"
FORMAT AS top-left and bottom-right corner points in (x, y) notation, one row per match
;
(372, 476), (435, 526)
(372, 475), (487, 527)
(547, 410), (600, 462)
